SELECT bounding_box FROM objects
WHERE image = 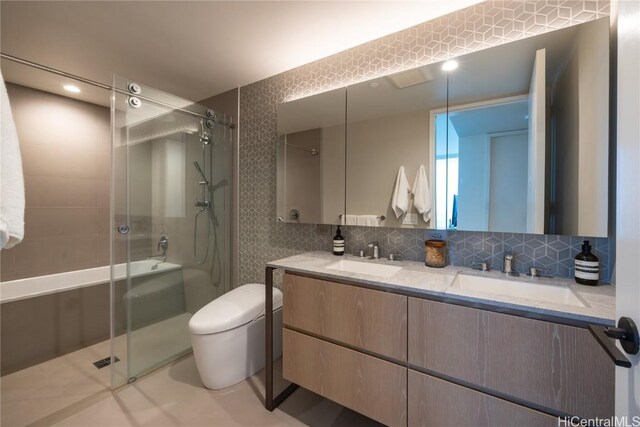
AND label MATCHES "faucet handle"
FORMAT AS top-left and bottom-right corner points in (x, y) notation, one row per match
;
(158, 236), (169, 252)
(527, 267), (546, 277)
(472, 261), (490, 271)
